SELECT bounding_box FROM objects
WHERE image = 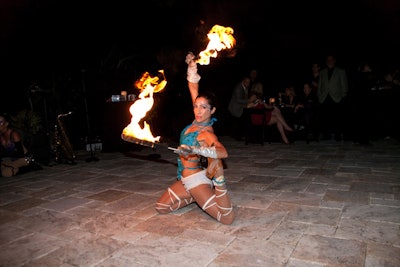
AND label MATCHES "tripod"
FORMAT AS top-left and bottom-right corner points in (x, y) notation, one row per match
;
(26, 83), (53, 165)
(81, 69), (99, 162)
